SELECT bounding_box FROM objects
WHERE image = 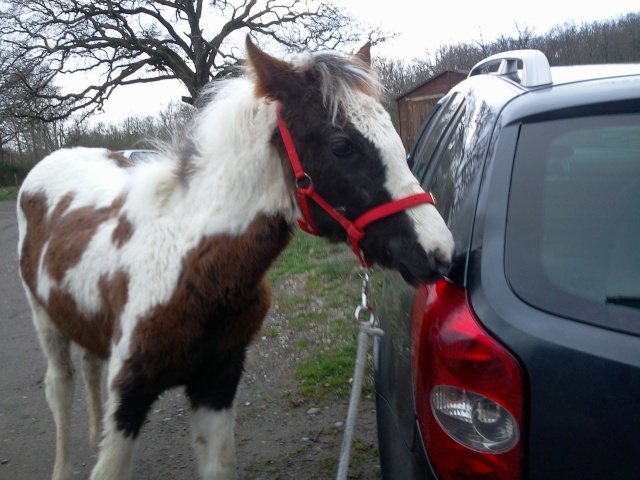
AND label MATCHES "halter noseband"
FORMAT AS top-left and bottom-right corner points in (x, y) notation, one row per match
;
(276, 102), (435, 267)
